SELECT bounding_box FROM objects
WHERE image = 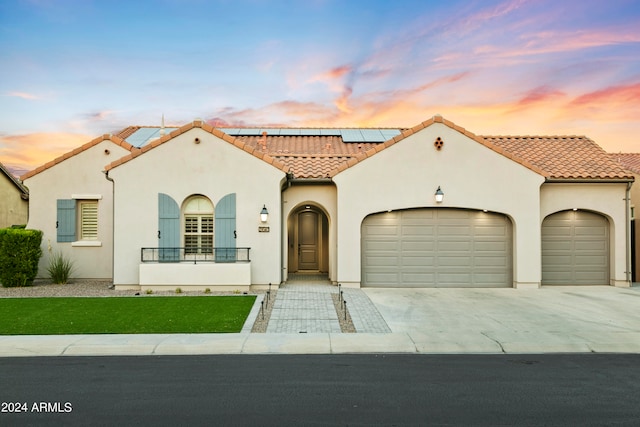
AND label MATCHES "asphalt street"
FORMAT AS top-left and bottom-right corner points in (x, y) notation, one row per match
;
(2, 354), (640, 426)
